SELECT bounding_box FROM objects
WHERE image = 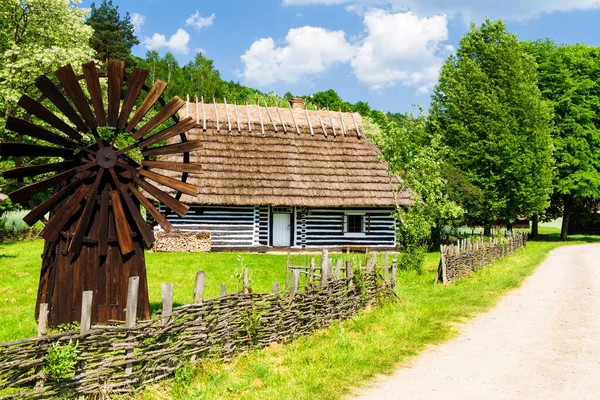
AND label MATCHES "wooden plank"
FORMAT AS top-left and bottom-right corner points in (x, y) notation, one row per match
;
(99, 189), (109, 257)
(137, 117), (196, 149)
(125, 276), (139, 376)
(138, 168), (198, 196)
(134, 177), (189, 218)
(55, 64), (97, 130)
(243, 268), (249, 294)
(290, 269), (300, 299)
(23, 178), (81, 226)
(82, 61), (106, 127)
(219, 284), (226, 297)
(68, 170), (104, 255)
(6, 117), (78, 148)
(142, 160), (202, 174)
(110, 190), (135, 255)
(114, 178), (155, 248)
(107, 61), (125, 127)
(3, 160), (75, 179)
(8, 168), (77, 203)
(17, 95), (81, 140)
(193, 271), (206, 304)
(0, 142), (73, 158)
(39, 185), (88, 242)
(125, 80), (168, 132)
(118, 67), (148, 129)
(141, 139), (202, 157)
(127, 183), (172, 232)
(272, 282), (280, 293)
(132, 96), (185, 139)
(161, 283), (173, 325)
(80, 291), (93, 334)
(35, 75), (89, 133)
(37, 303), (48, 337)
